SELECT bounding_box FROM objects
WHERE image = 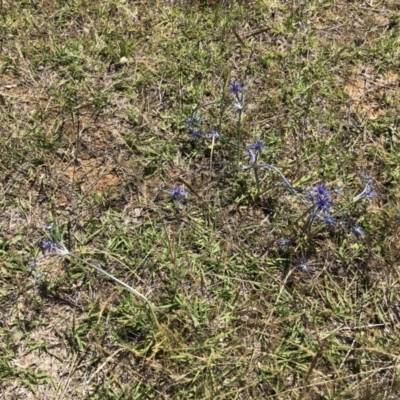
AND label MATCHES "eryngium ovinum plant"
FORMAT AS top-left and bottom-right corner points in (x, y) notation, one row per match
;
(29, 84), (397, 326)
(30, 224), (160, 327)
(185, 82), (390, 273)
